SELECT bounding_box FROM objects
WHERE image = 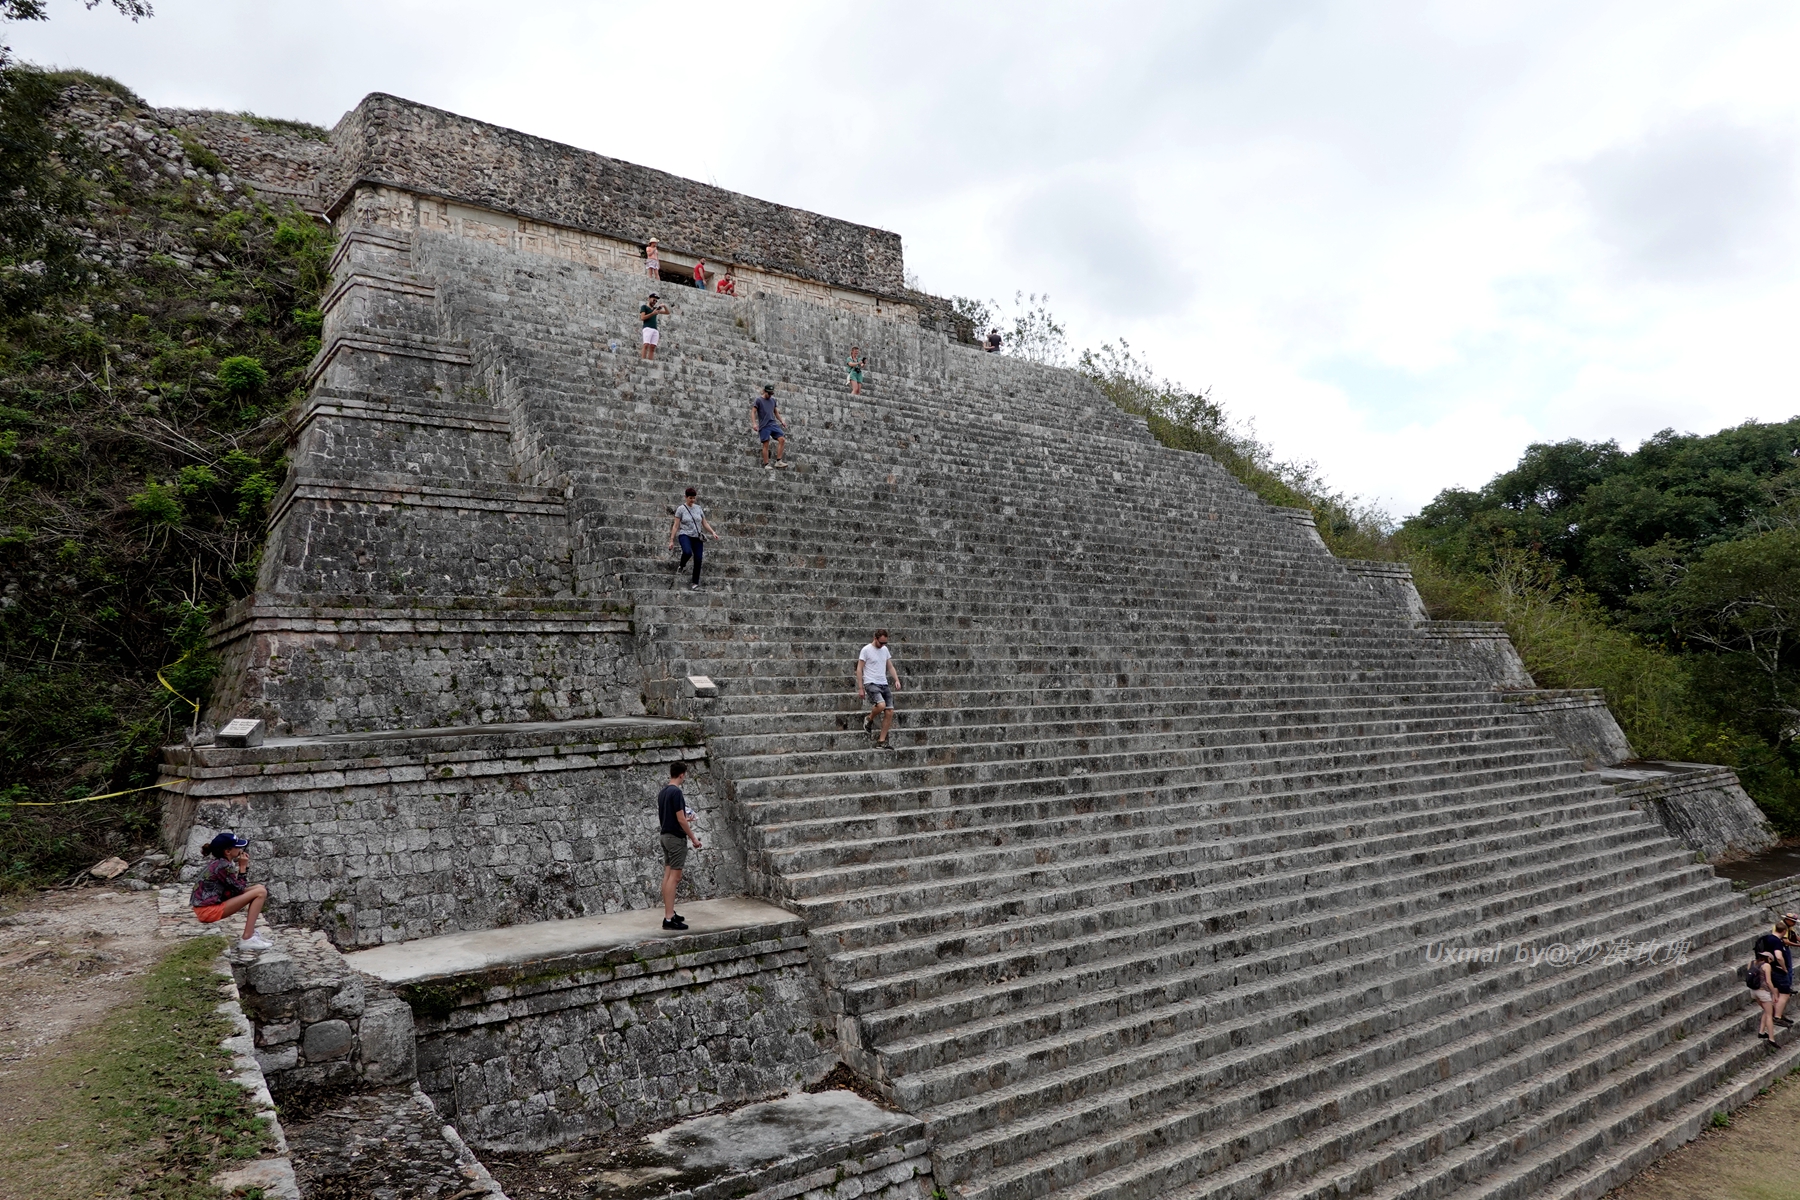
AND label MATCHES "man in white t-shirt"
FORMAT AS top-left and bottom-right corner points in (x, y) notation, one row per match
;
(854, 629), (900, 750)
